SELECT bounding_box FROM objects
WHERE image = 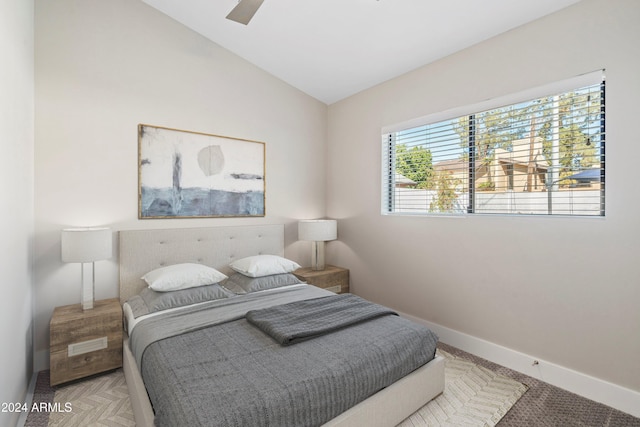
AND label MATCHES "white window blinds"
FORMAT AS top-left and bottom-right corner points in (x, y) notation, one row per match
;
(382, 72), (605, 216)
